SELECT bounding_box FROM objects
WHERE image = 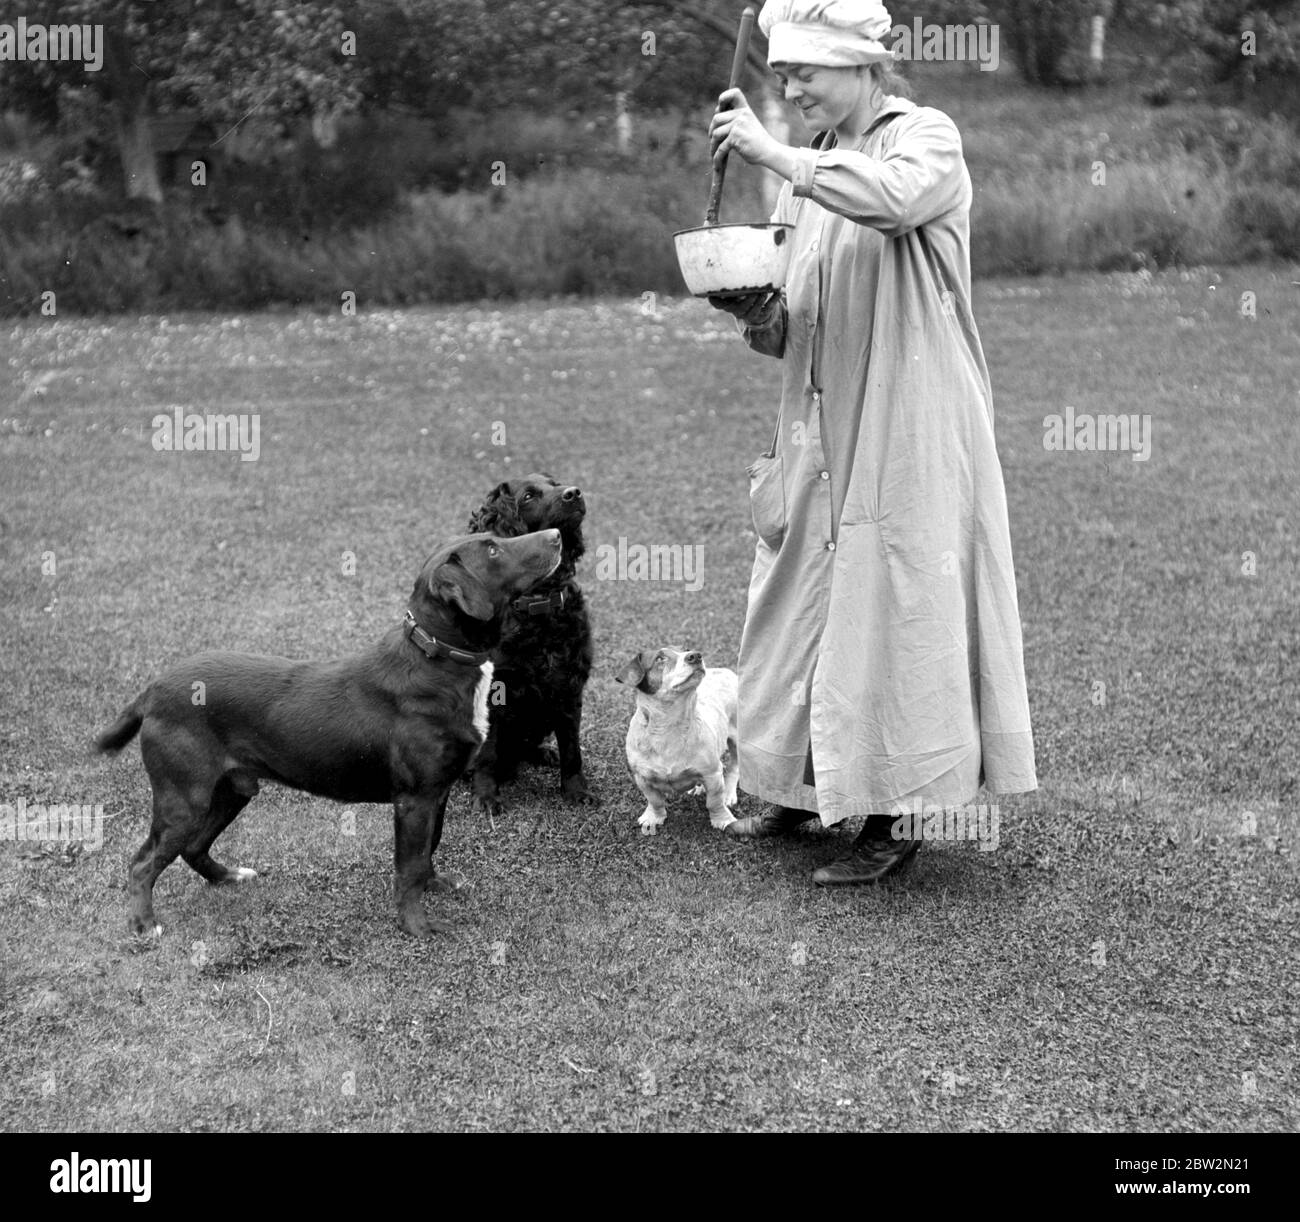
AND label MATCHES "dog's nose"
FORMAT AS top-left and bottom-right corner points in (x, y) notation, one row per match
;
(685, 651), (702, 665)
(562, 486), (583, 503)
